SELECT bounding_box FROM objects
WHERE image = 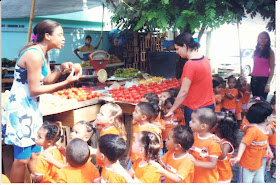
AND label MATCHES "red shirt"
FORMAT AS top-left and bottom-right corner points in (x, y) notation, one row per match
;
(181, 56), (214, 110)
